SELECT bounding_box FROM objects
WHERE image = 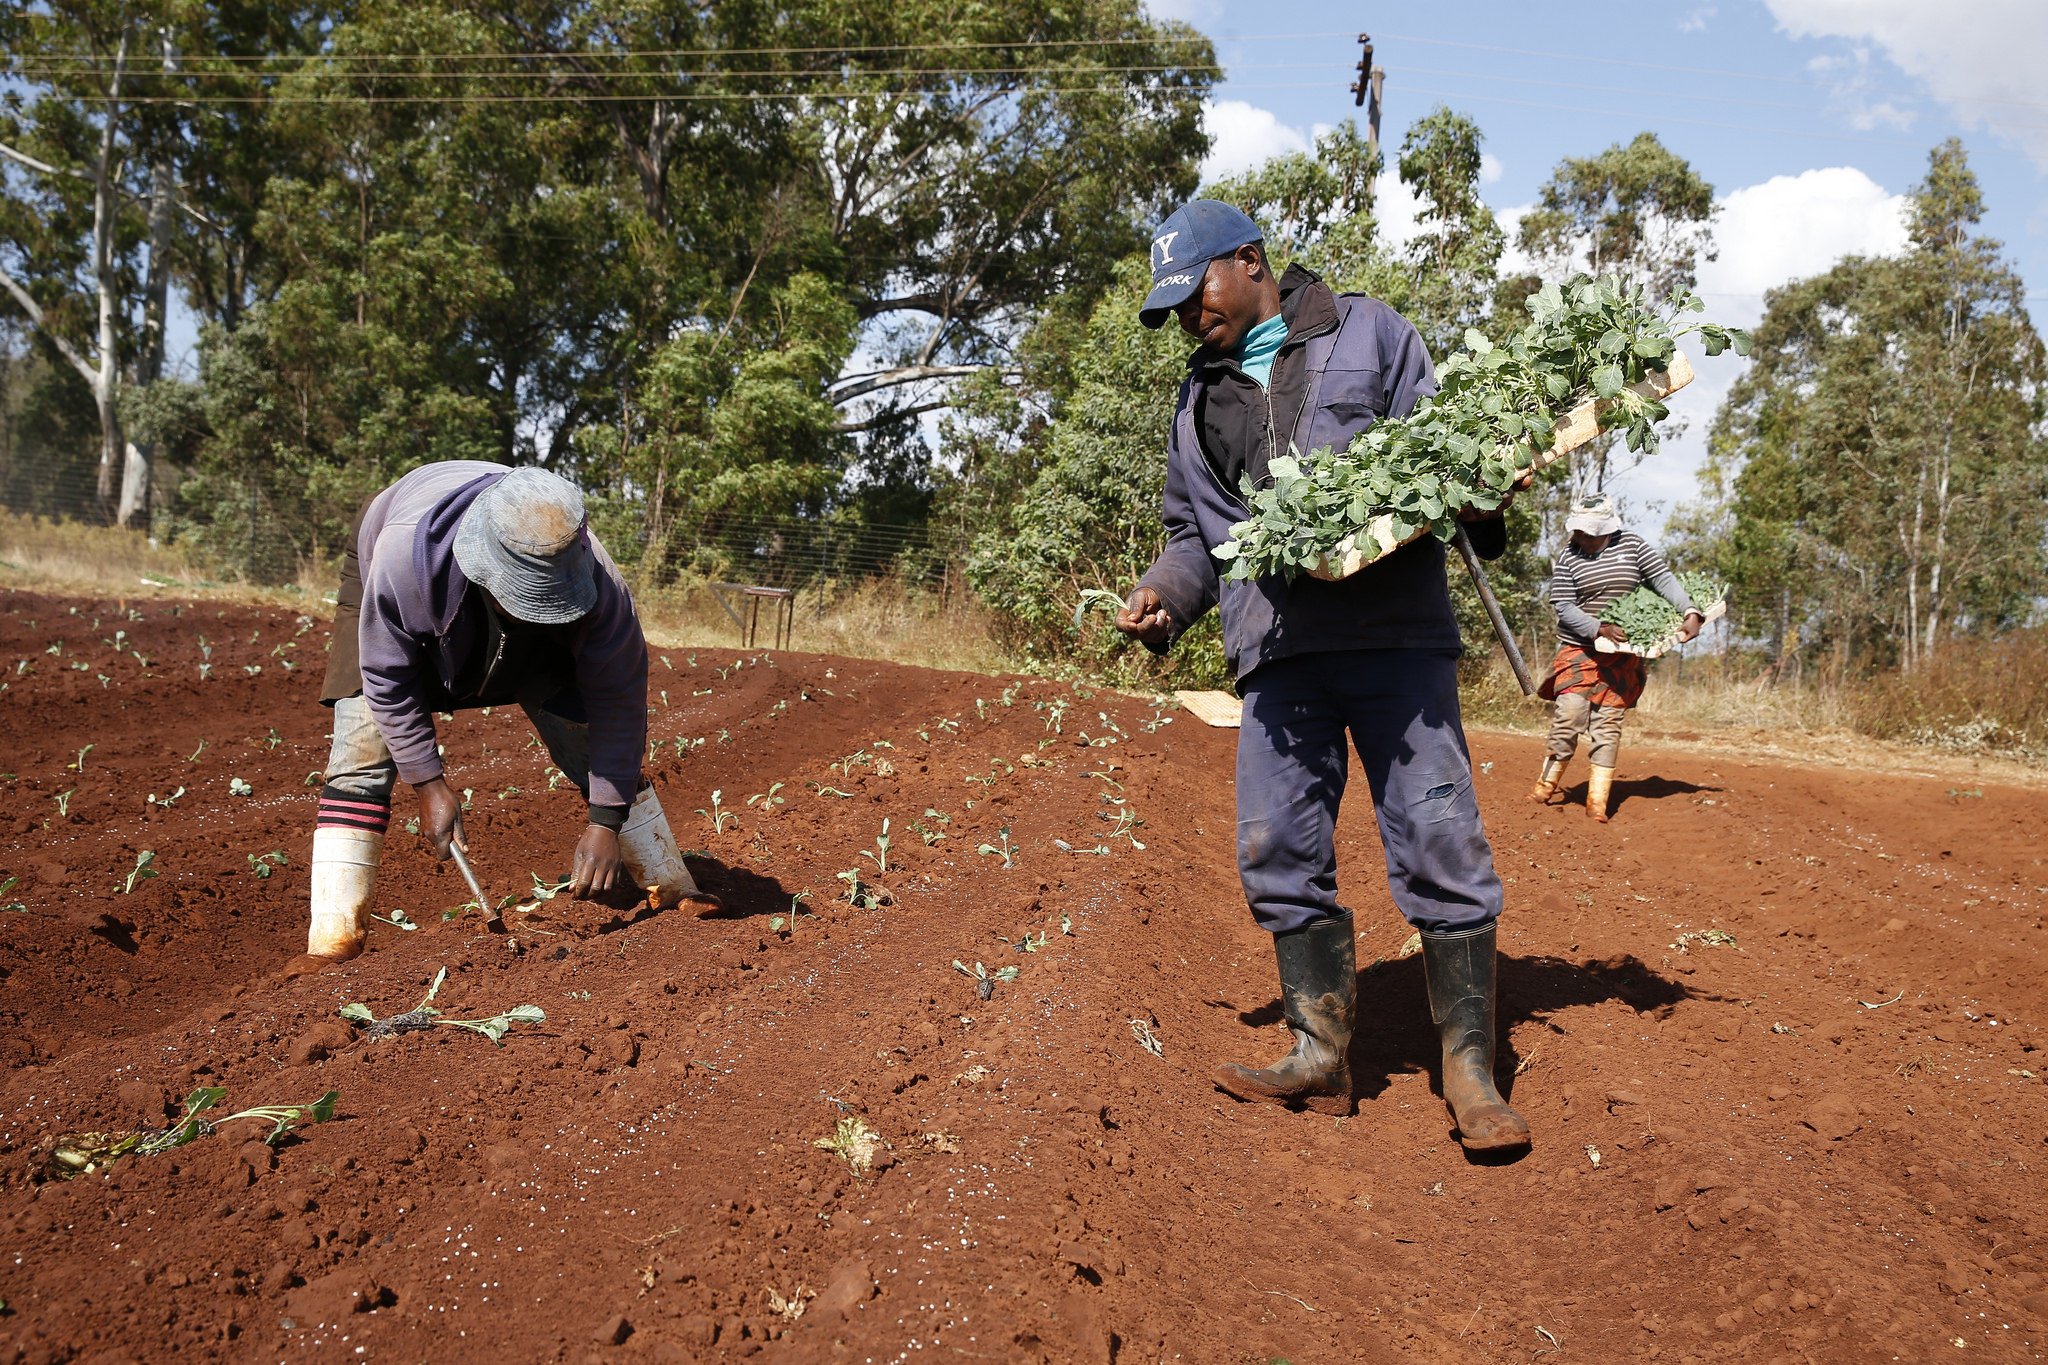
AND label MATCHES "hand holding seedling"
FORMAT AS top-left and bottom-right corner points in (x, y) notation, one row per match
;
(1114, 586), (1172, 645)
